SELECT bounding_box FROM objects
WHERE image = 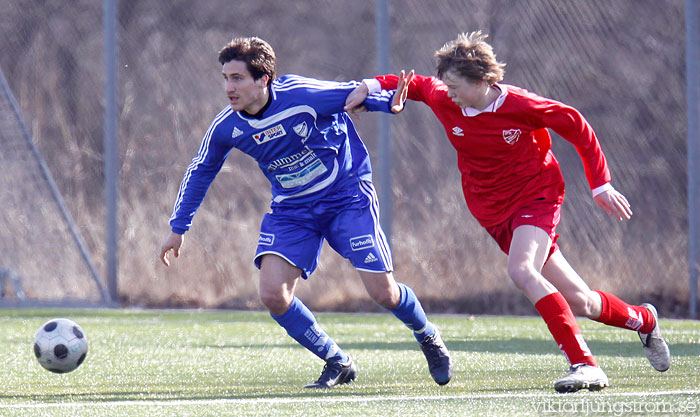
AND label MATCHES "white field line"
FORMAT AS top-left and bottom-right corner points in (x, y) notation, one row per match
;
(1, 390), (699, 409)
